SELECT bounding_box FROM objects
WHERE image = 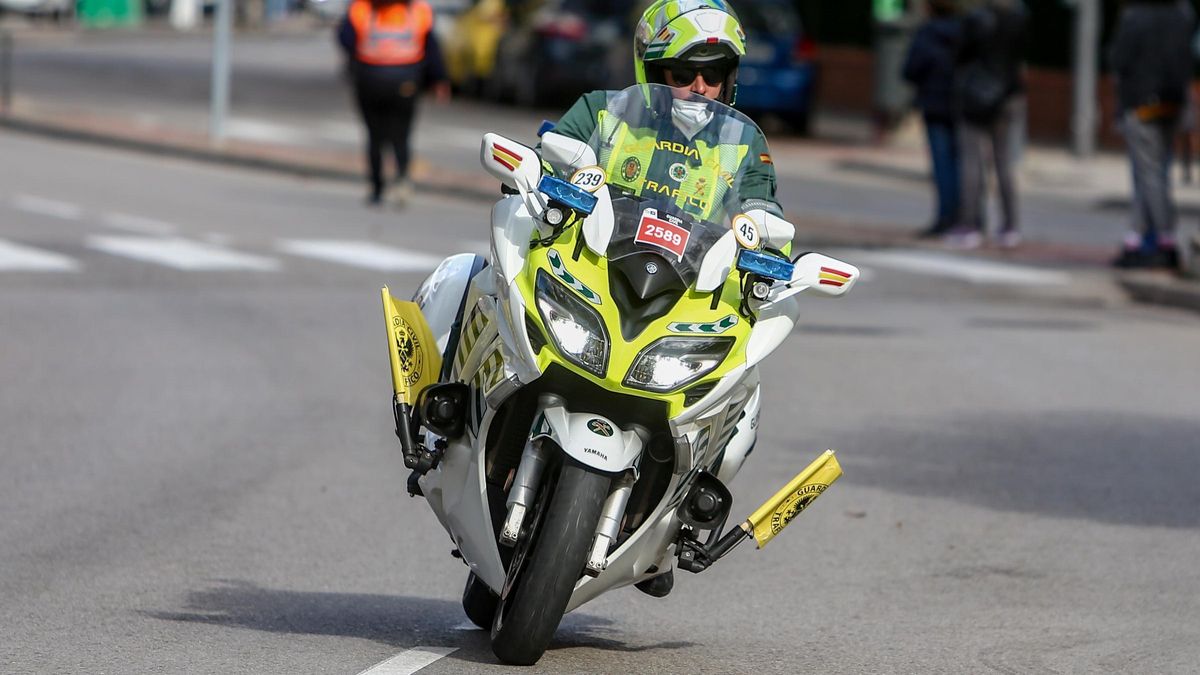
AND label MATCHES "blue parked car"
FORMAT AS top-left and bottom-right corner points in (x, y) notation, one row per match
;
(731, 0), (819, 135)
